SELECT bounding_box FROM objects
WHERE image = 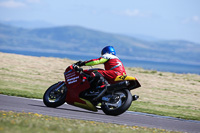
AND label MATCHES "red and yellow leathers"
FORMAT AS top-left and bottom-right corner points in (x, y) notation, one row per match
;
(84, 53), (126, 84)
